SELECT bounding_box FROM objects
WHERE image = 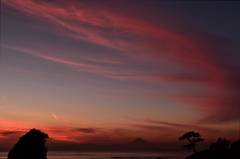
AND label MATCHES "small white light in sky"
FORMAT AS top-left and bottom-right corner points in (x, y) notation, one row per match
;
(53, 114), (58, 120)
